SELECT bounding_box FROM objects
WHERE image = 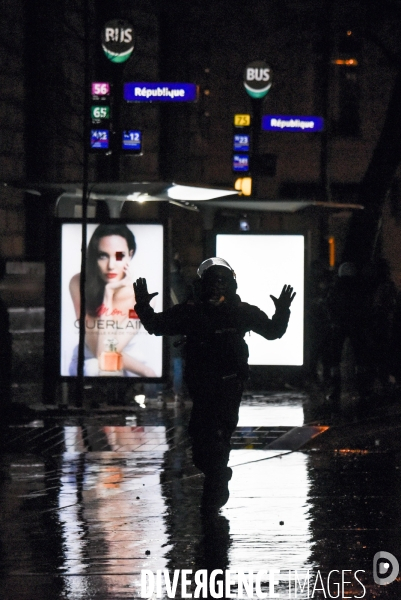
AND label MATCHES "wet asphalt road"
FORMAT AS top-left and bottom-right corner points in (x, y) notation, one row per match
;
(0, 392), (401, 599)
